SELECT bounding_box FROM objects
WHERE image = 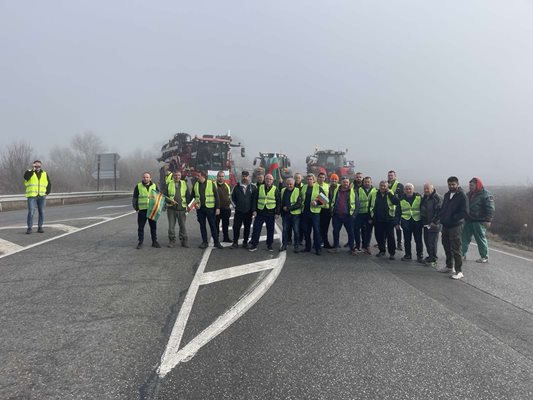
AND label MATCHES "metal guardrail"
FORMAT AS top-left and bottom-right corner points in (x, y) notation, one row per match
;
(0, 191), (131, 211)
